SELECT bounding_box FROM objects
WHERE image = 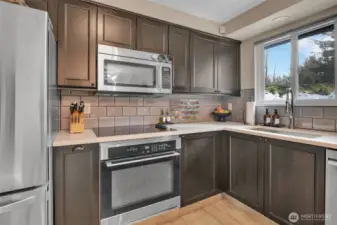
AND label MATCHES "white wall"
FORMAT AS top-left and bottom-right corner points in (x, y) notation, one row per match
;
(92, 0), (222, 36)
(240, 5), (337, 89)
